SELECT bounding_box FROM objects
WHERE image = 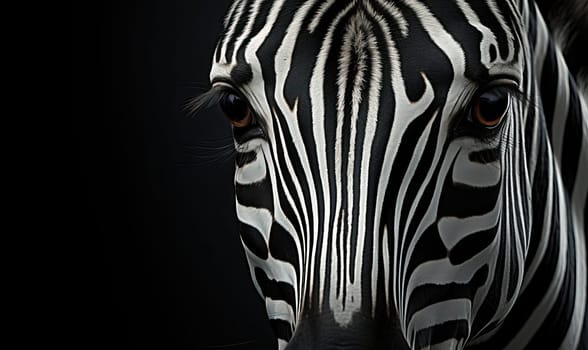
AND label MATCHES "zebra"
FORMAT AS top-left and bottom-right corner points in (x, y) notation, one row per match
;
(193, 0), (588, 349)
